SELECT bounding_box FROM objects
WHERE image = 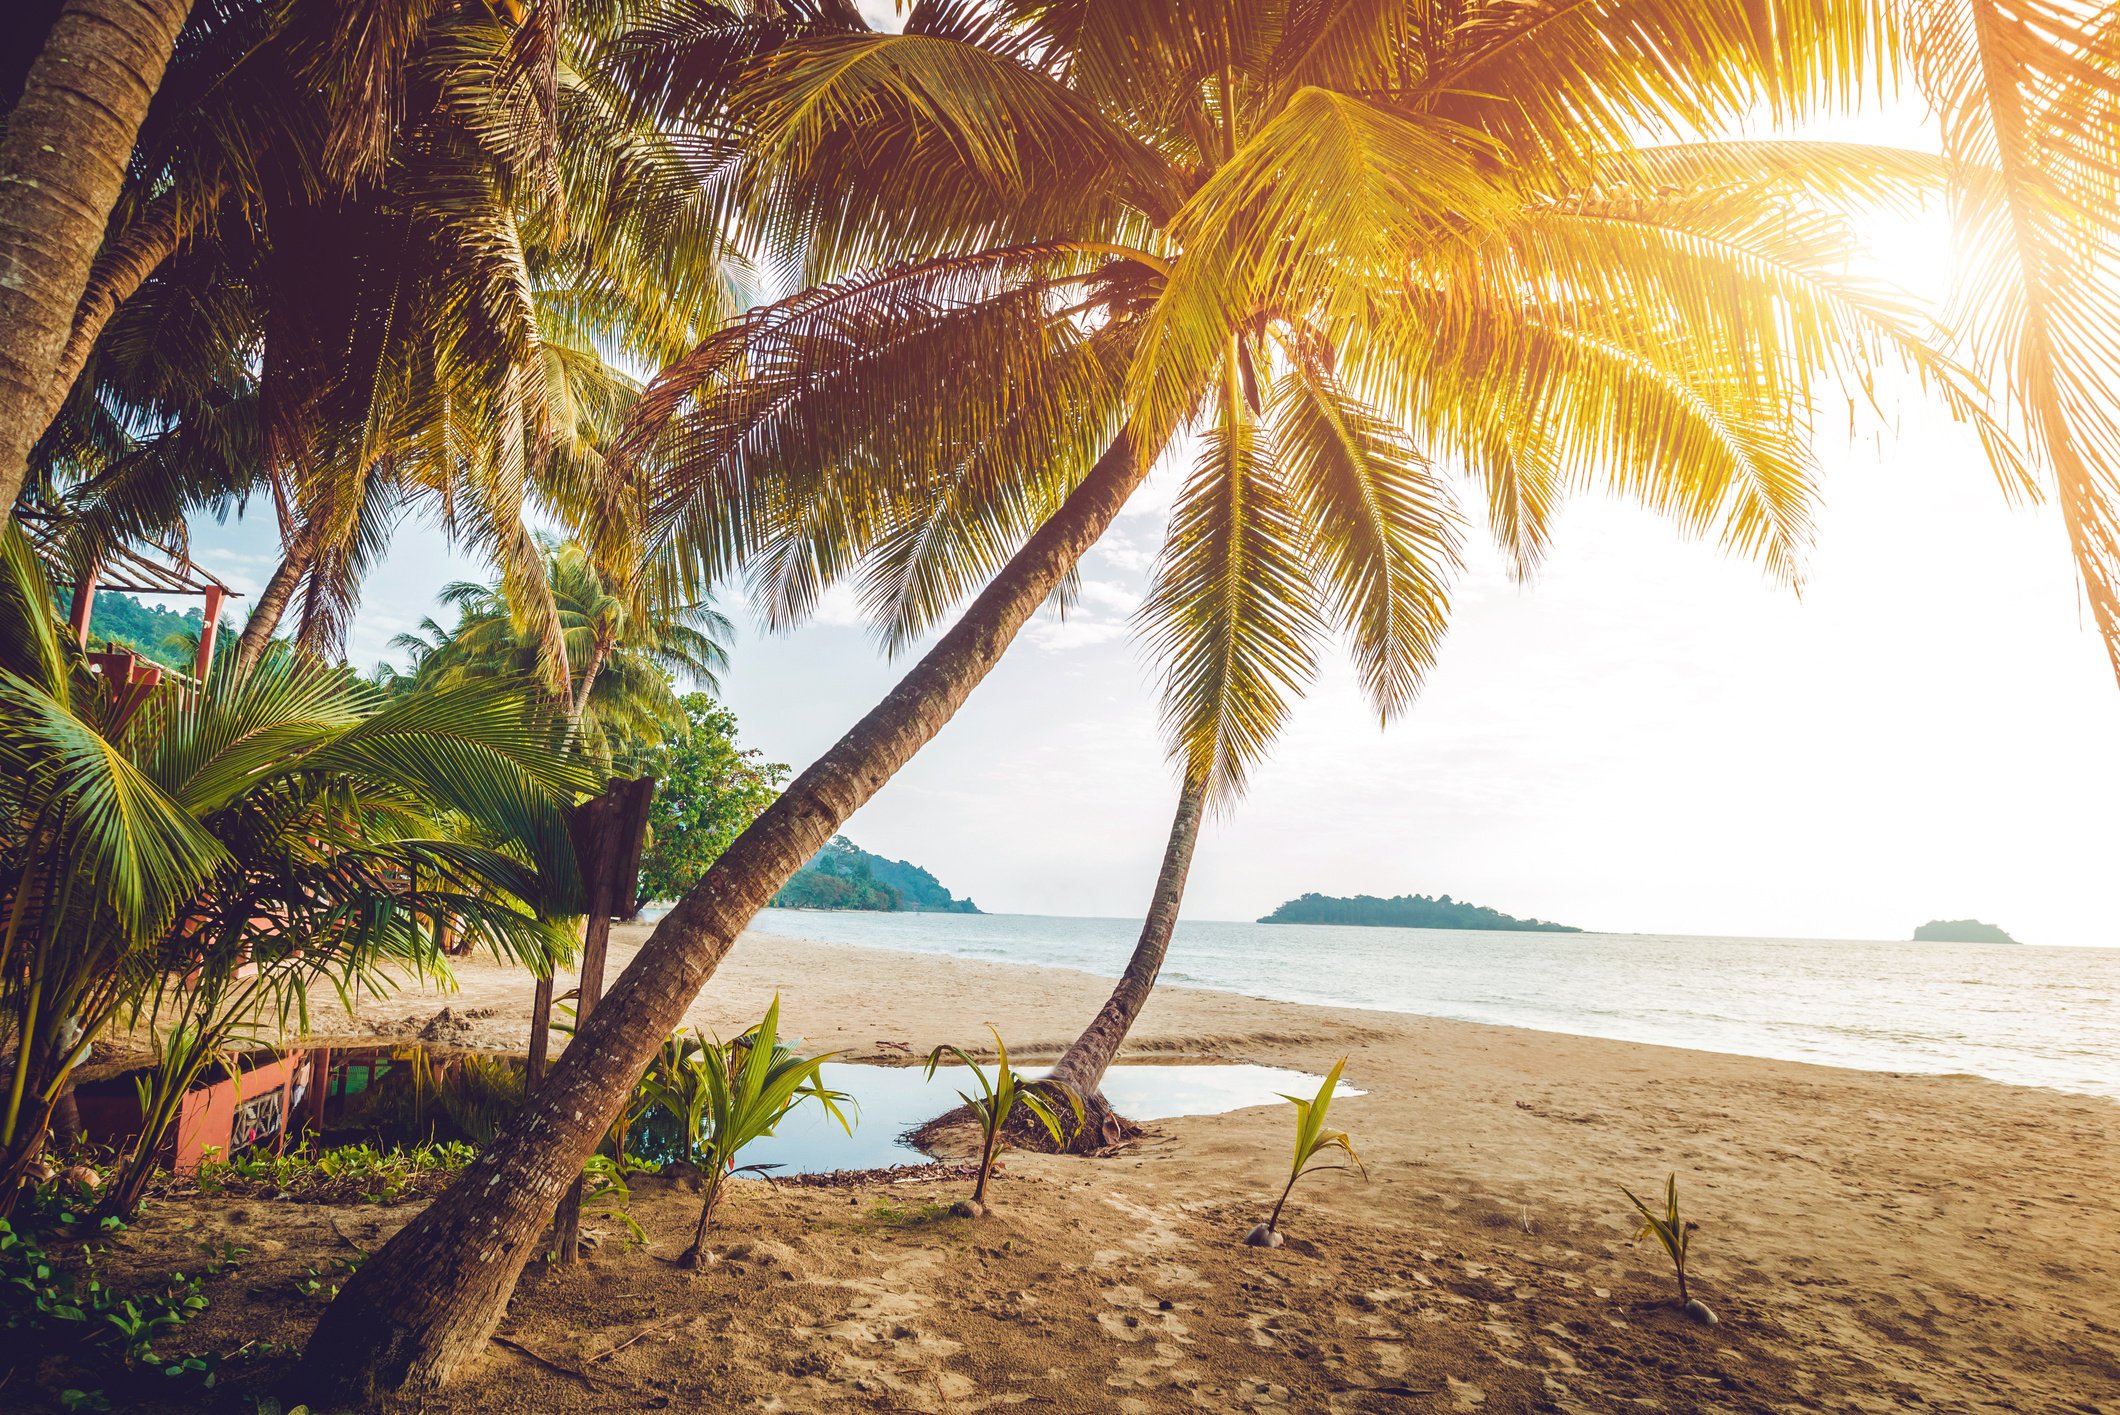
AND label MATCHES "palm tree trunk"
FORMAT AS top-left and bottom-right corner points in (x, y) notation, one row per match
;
(570, 638), (612, 729)
(1042, 771), (1206, 1149)
(0, 0), (195, 513)
(232, 537), (311, 672)
(296, 430), (1145, 1402)
(46, 182), (205, 414)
